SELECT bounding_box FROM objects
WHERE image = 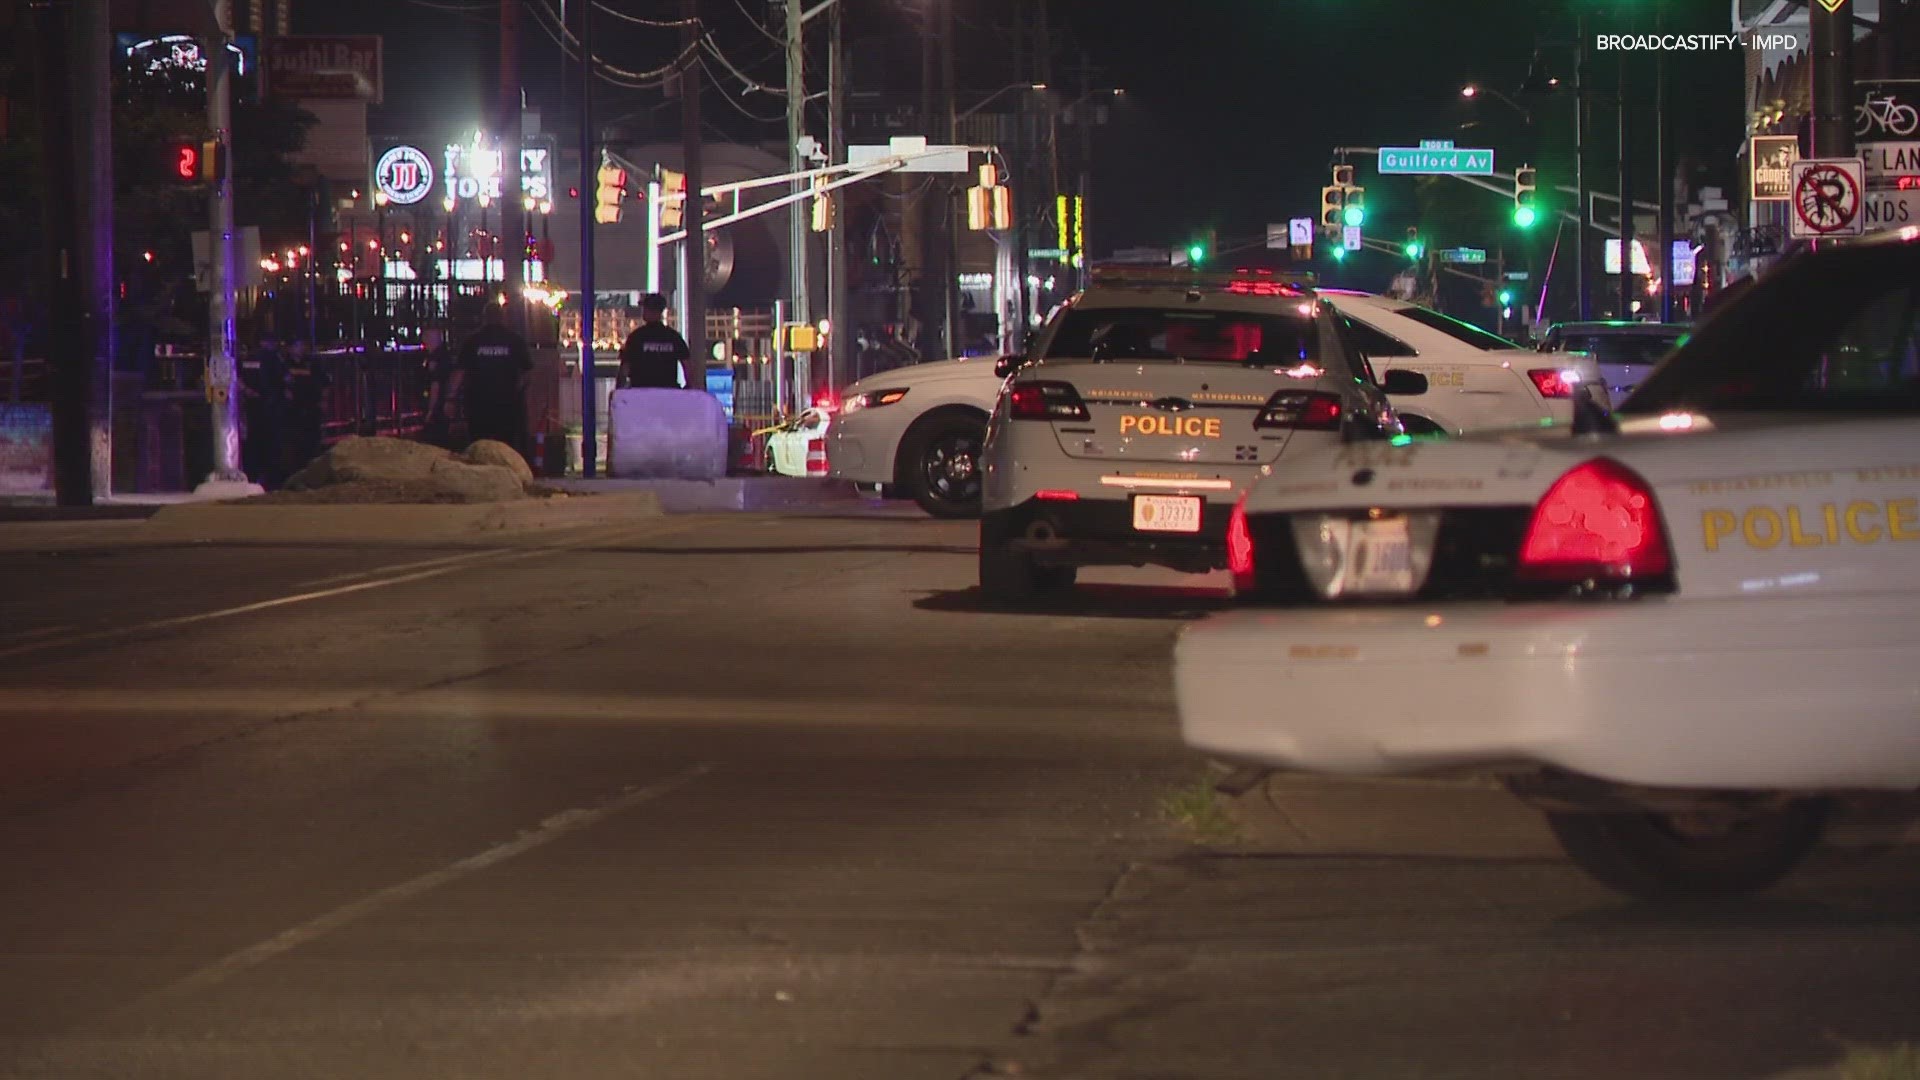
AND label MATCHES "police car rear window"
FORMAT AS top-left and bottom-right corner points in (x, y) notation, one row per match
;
(1391, 307), (1519, 351)
(1044, 309), (1319, 364)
